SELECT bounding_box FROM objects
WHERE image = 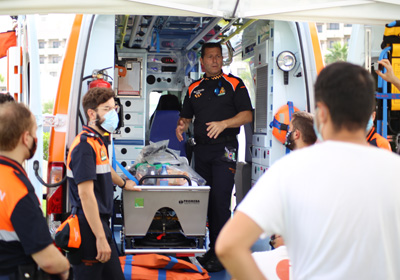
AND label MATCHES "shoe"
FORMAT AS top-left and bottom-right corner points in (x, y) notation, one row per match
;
(196, 250), (214, 266)
(203, 255), (224, 273)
